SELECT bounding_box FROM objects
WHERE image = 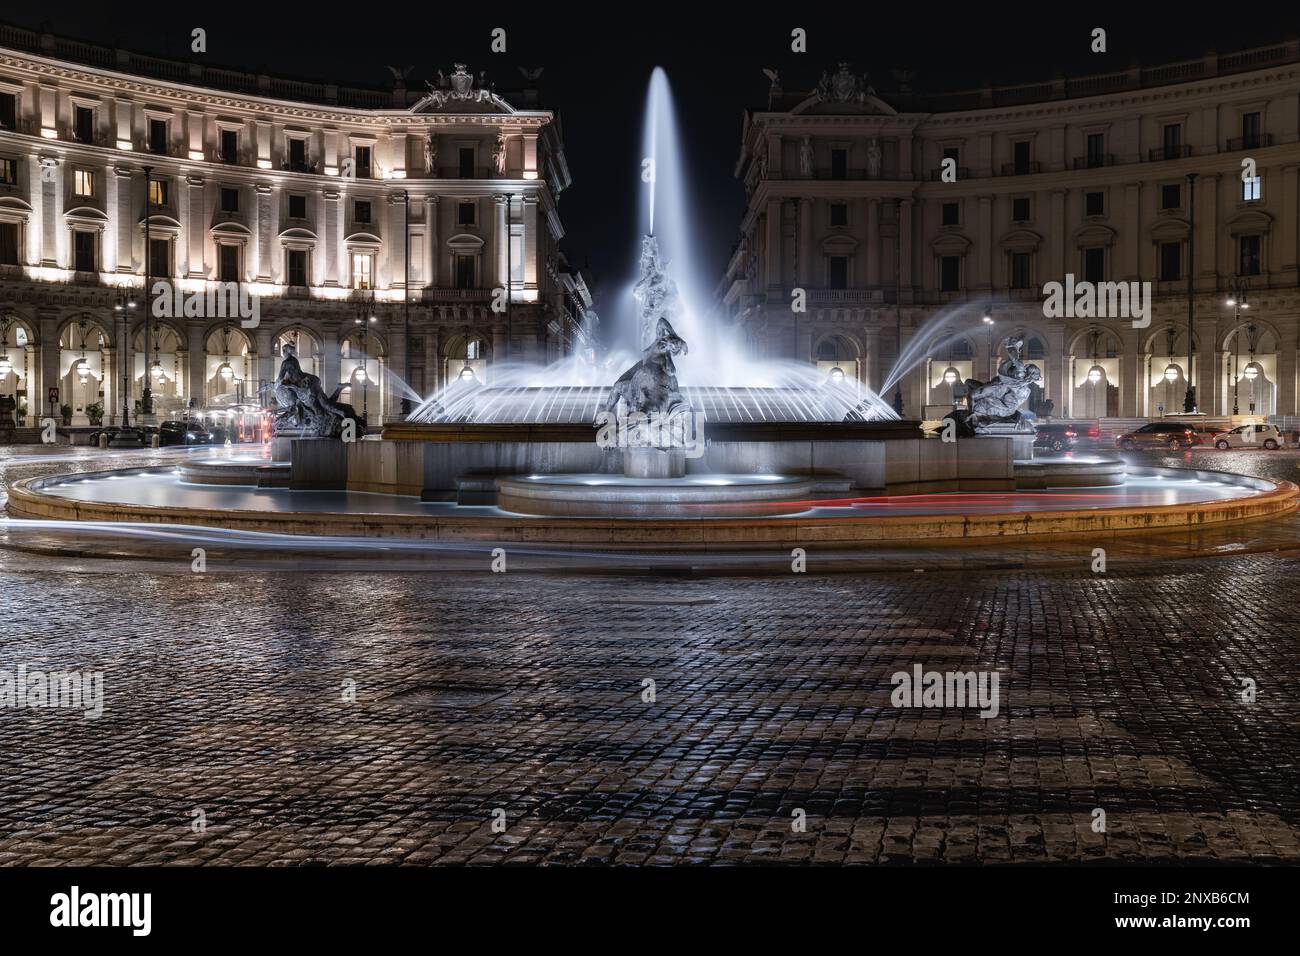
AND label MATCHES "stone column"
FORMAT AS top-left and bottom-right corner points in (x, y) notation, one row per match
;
(186, 175), (206, 278)
(765, 198), (782, 296)
(255, 183), (274, 281)
(423, 195), (438, 288)
(424, 324), (441, 393)
(321, 324), (340, 392)
(1123, 183), (1142, 281)
(38, 156), (58, 267)
(523, 196), (538, 291)
(1277, 344), (1297, 416)
(797, 198), (813, 287)
(899, 198), (914, 304)
(255, 325), (273, 396)
(866, 199), (880, 287)
(187, 321), (204, 403)
(1052, 188), (1068, 282)
(862, 325), (880, 390)
(1281, 165), (1299, 287)
(975, 196), (991, 291)
(322, 190), (340, 286)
